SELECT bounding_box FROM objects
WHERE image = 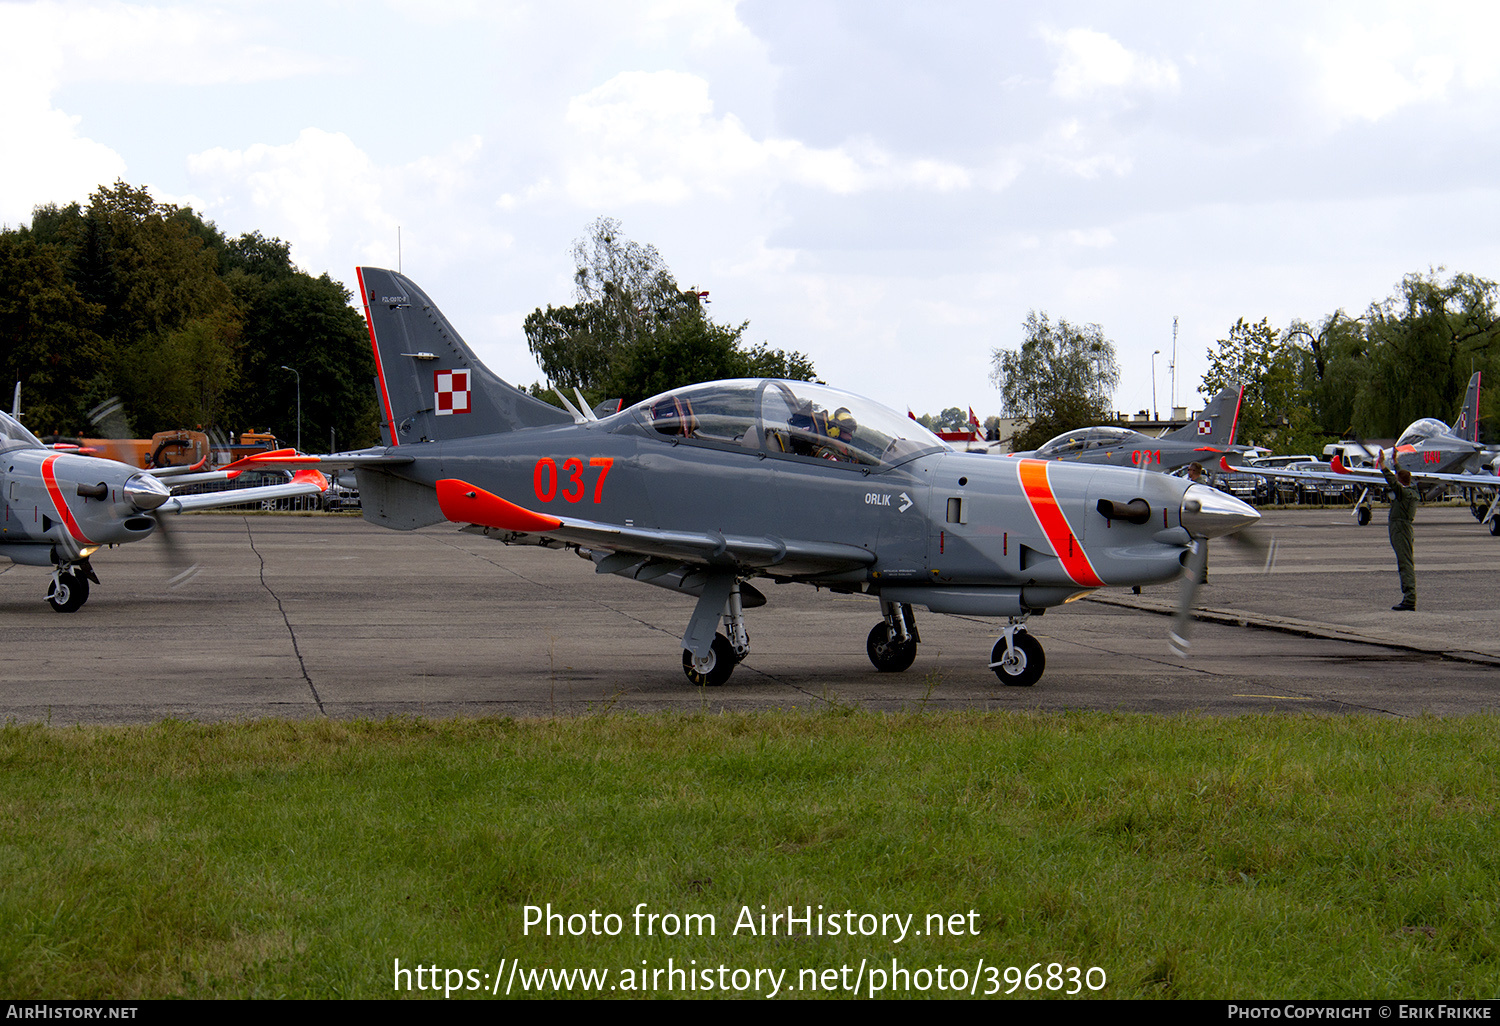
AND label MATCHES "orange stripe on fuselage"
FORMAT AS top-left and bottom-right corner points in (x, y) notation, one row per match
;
(41, 456), (92, 544)
(1017, 458), (1103, 587)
